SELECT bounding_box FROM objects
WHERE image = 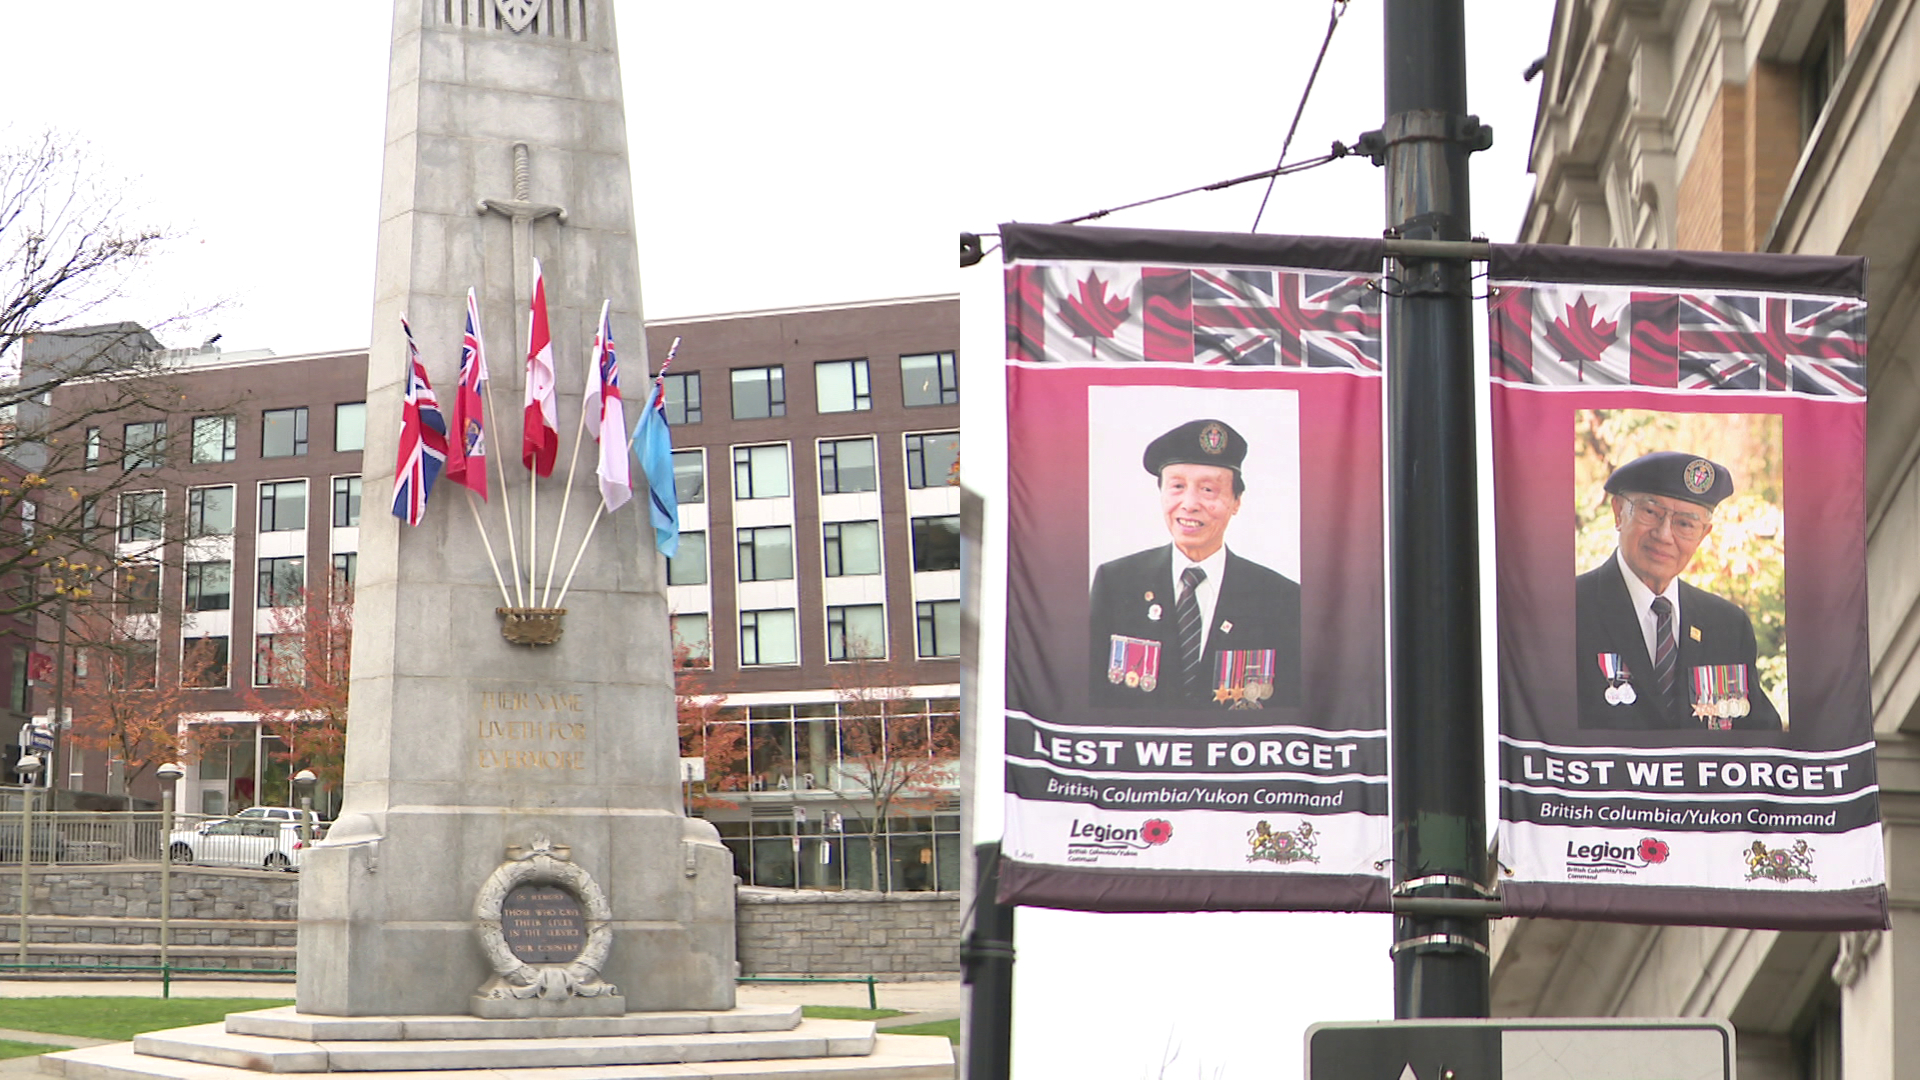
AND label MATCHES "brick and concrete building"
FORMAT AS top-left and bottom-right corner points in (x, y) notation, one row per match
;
(1501, 2), (1920, 1076)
